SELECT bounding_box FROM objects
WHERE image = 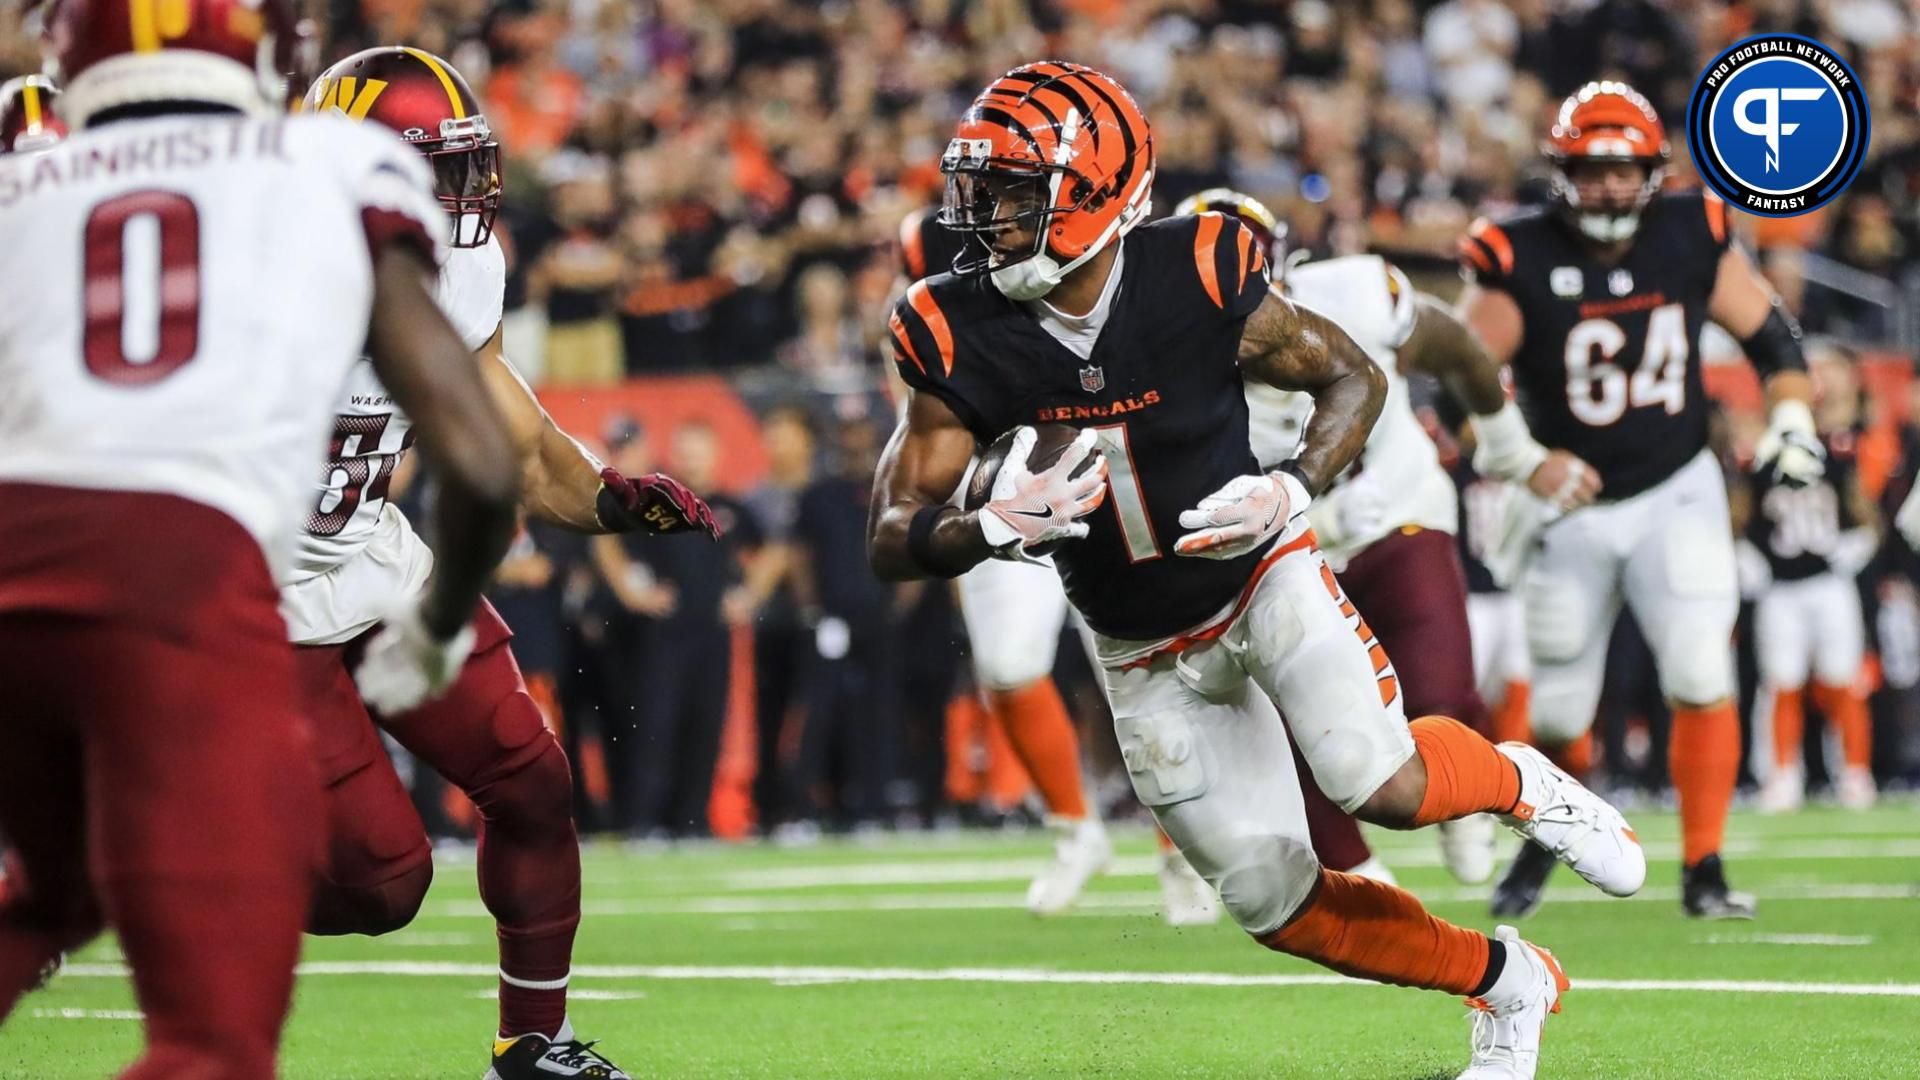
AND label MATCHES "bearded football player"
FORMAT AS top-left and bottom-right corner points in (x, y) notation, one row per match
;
(873, 62), (1646, 1079)
(1457, 81), (1821, 920)
(293, 47), (717, 1080)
